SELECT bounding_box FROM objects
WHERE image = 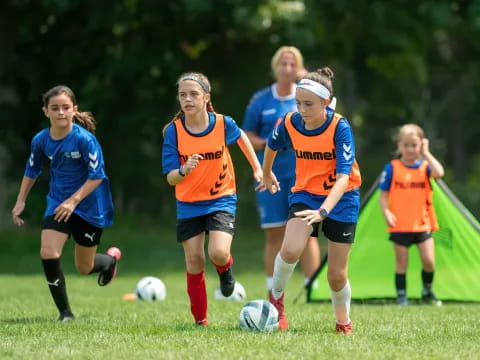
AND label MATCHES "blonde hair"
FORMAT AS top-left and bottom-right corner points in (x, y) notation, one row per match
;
(162, 72), (215, 135)
(271, 46), (304, 78)
(397, 124), (425, 142)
